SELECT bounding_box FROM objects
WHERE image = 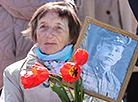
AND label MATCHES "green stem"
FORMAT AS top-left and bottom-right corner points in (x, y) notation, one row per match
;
(50, 73), (62, 78)
(65, 81), (75, 102)
(49, 76), (71, 102)
(80, 77), (83, 102)
(73, 81), (78, 102)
